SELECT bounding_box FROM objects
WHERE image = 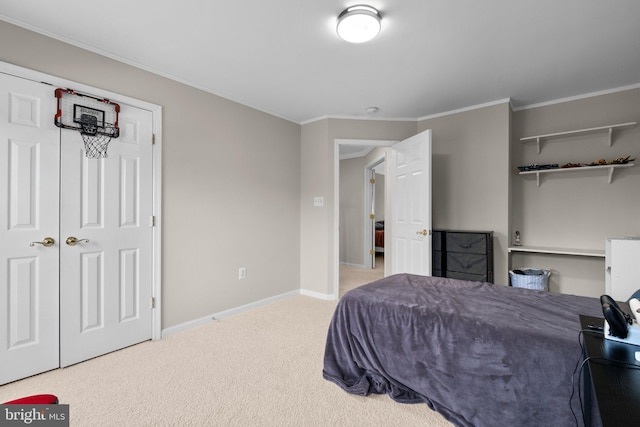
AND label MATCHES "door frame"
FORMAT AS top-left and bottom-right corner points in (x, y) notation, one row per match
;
(364, 156), (386, 269)
(333, 138), (395, 299)
(0, 60), (163, 340)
